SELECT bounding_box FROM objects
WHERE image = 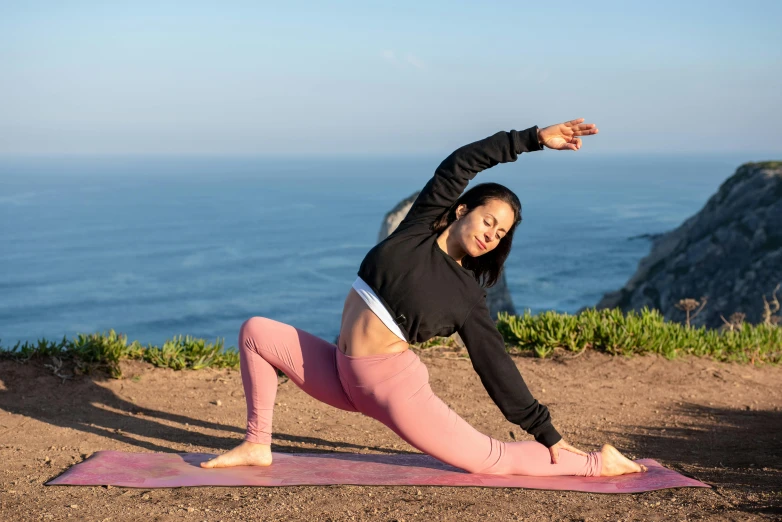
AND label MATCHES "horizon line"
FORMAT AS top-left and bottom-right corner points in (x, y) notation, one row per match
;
(1, 150), (780, 159)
